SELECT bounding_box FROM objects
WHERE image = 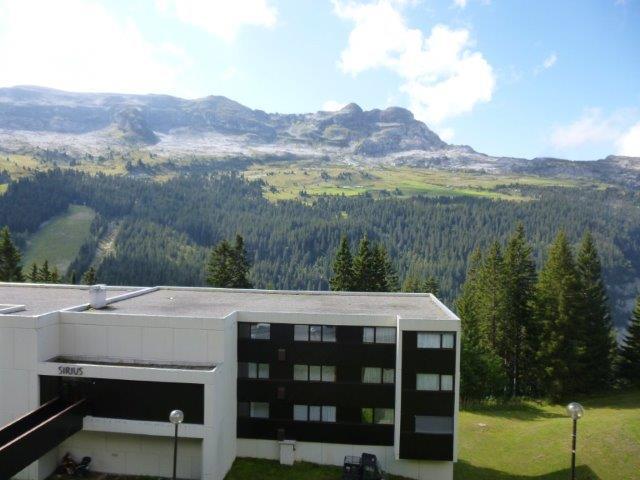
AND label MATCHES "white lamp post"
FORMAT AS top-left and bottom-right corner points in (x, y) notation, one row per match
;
(170, 409), (184, 480)
(566, 402), (584, 480)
